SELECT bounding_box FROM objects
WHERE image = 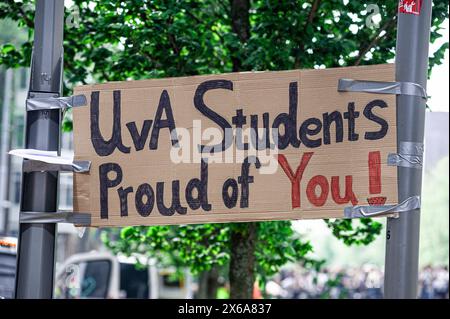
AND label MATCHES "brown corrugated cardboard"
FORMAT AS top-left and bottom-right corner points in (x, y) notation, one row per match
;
(73, 64), (397, 227)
